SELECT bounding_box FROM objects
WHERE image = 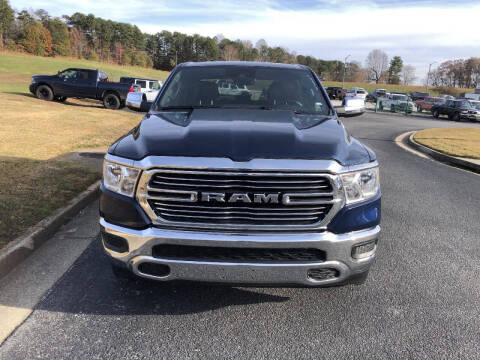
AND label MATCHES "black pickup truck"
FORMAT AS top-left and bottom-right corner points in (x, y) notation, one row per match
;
(431, 99), (473, 121)
(100, 62), (381, 287)
(29, 68), (132, 109)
